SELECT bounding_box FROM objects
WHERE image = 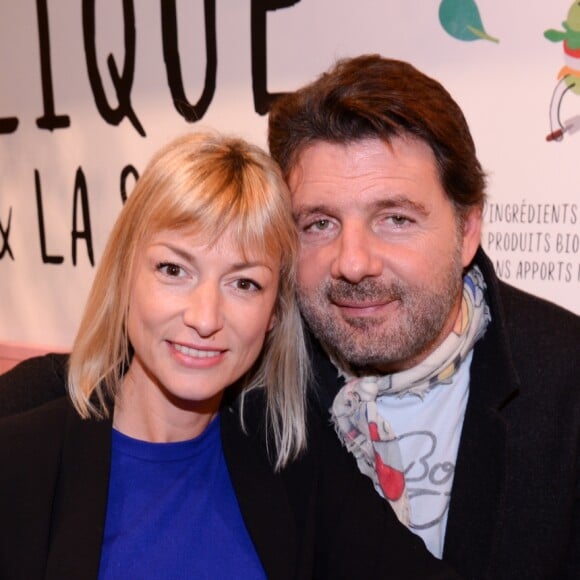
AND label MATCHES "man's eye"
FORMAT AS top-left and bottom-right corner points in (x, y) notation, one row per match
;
(389, 215), (410, 226)
(157, 262), (183, 277)
(306, 219), (331, 231)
